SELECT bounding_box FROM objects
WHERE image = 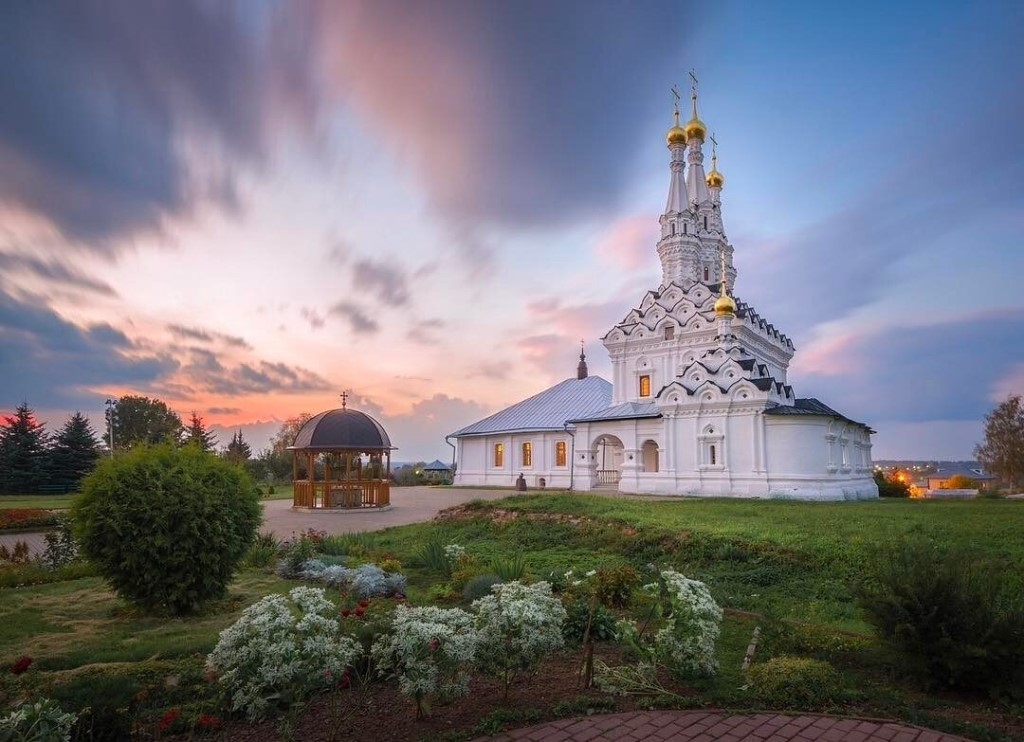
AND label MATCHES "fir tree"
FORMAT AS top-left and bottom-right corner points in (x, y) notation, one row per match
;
(0, 403), (49, 494)
(225, 429), (252, 463)
(183, 411), (218, 452)
(48, 412), (101, 490)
